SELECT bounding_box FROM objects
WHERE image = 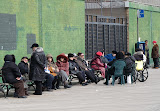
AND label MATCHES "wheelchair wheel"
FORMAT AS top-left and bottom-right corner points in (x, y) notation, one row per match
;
(137, 68), (148, 82)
